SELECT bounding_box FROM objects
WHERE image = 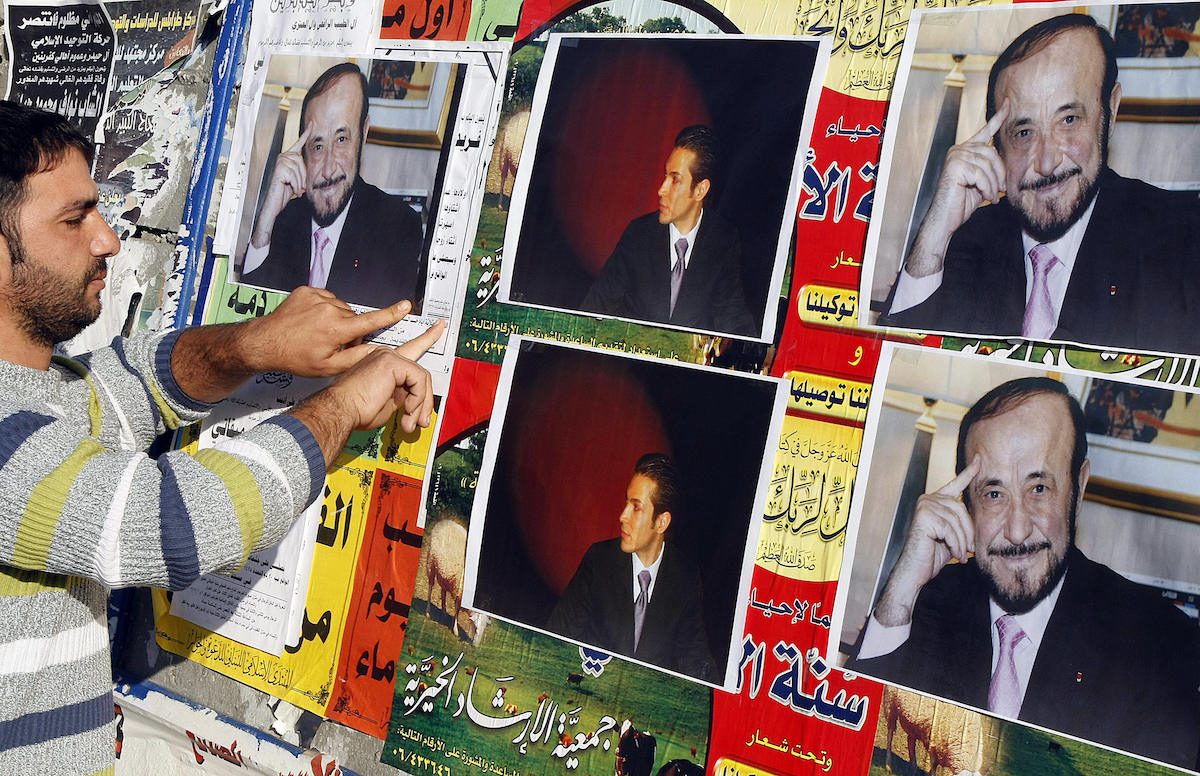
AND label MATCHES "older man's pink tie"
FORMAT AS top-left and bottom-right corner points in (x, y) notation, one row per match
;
(988, 614), (1027, 718)
(1023, 244), (1059, 339)
(309, 228), (331, 289)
